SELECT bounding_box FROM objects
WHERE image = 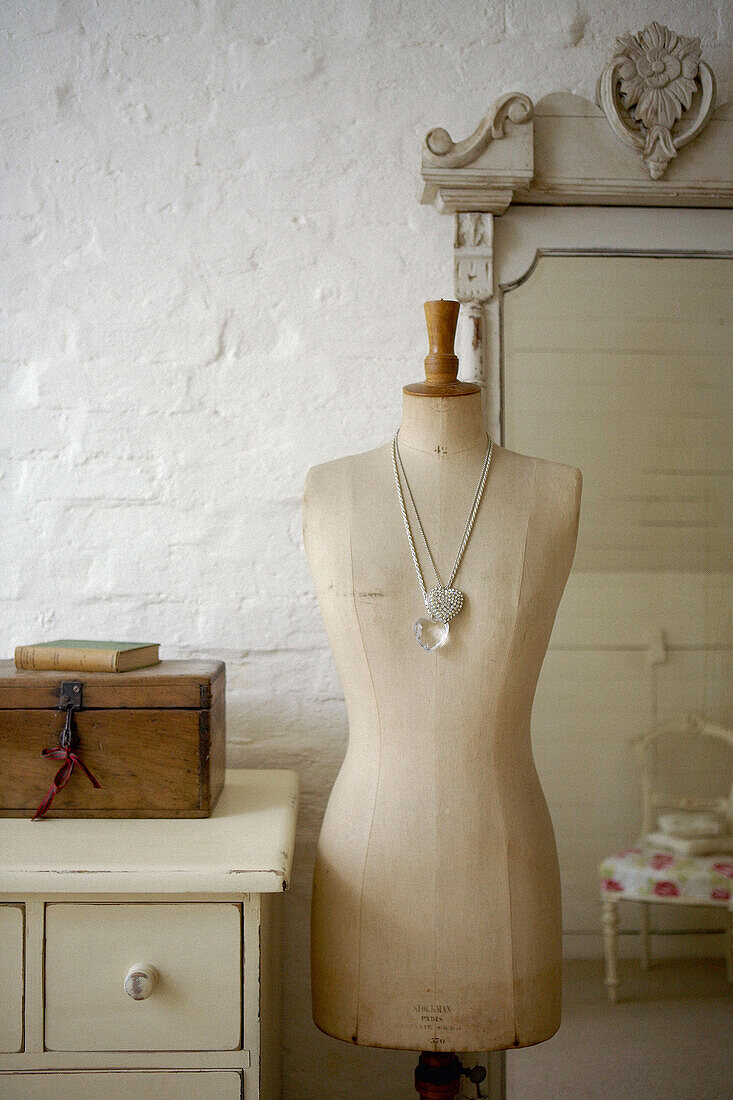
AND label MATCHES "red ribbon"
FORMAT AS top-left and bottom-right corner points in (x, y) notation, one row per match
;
(33, 746), (101, 821)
